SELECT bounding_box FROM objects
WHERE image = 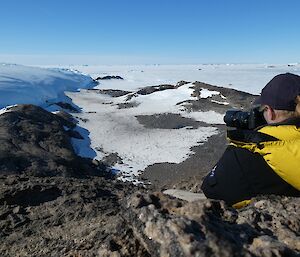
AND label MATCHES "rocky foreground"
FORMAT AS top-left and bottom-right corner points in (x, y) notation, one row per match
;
(0, 82), (299, 257)
(1, 176), (299, 257)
